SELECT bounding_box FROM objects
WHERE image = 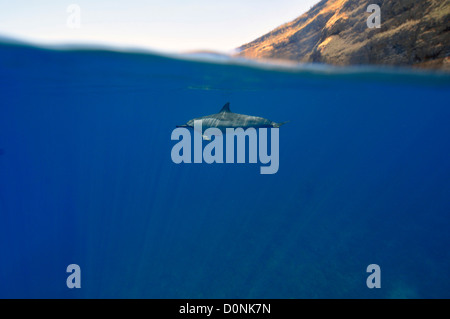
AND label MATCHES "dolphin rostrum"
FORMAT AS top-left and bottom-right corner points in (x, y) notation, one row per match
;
(177, 102), (288, 140)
